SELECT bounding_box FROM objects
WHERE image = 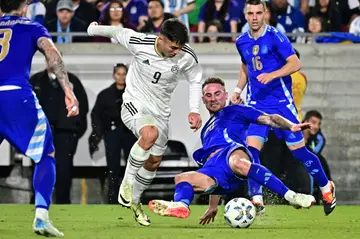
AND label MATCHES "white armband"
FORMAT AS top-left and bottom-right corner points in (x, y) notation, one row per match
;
(234, 87), (242, 94)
